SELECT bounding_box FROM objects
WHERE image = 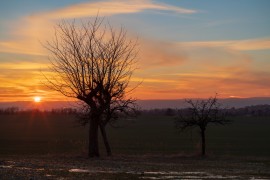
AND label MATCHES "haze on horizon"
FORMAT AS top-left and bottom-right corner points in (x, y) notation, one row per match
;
(1, 0), (270, 102)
